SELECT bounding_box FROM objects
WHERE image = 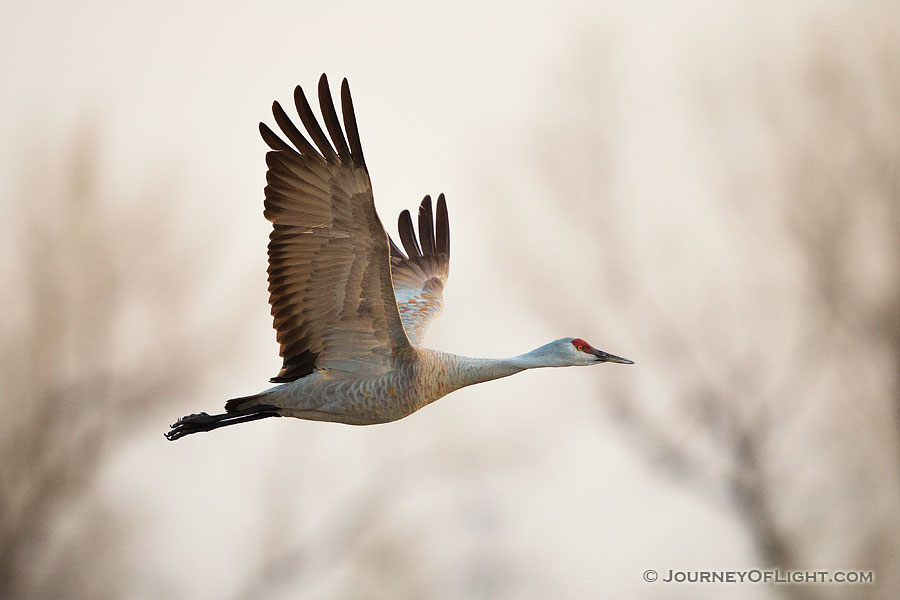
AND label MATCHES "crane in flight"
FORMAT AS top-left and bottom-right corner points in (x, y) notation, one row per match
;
(166, 75), (632, 441)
